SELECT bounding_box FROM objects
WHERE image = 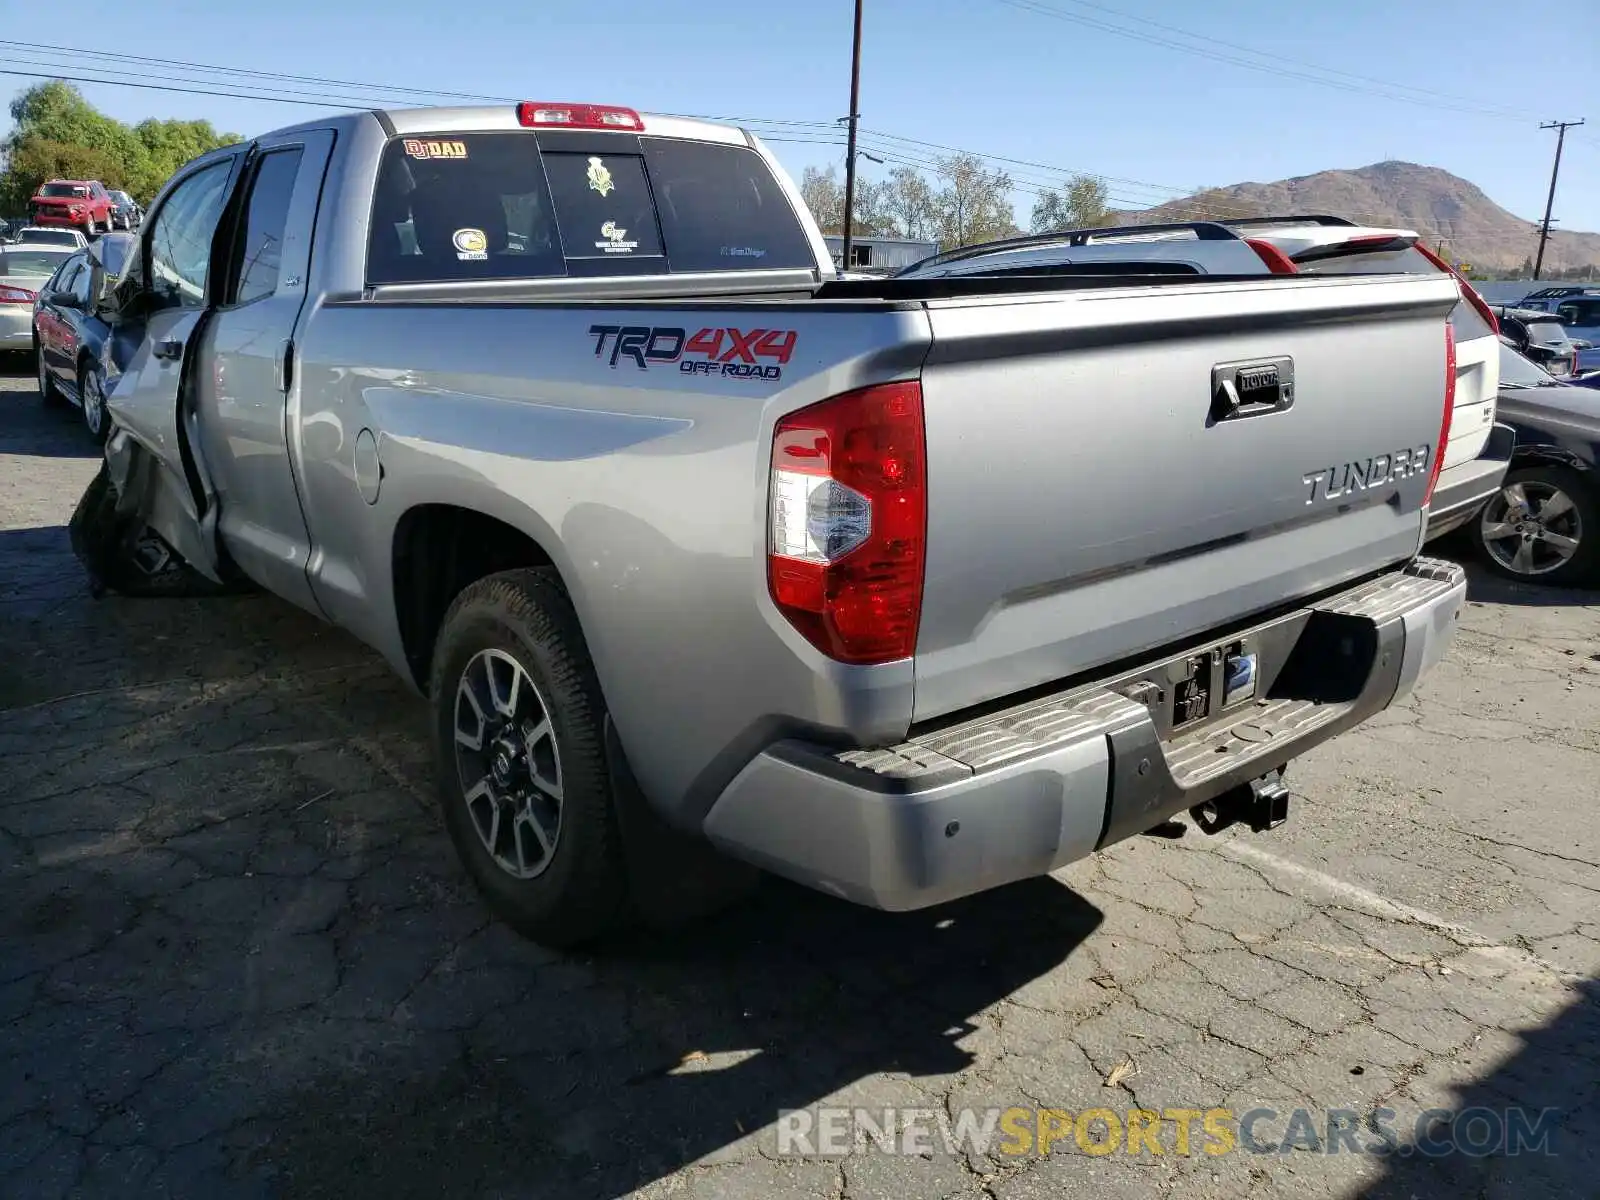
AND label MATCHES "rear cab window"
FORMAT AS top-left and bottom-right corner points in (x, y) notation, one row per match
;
(1556, 299), (1600, 327)
(366, 131), (816, 285)
(1523, 321), (1570, 346)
